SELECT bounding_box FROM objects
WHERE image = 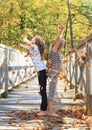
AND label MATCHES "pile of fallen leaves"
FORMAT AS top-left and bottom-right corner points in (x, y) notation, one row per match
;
(6, 106), (92, 129)
(57, 106), (92, 128)
(57, 106), (86, 119)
